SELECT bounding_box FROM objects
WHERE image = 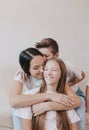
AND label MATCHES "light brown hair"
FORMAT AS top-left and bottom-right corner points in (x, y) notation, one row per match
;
(32, 58), (71, 130)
